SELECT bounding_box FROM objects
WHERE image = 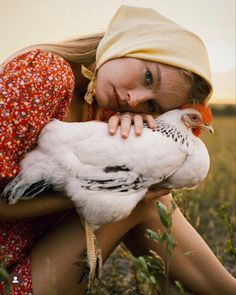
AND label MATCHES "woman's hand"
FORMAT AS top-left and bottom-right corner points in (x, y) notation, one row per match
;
(108, 112), (156, 138)
(142, 188), (171, 203)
